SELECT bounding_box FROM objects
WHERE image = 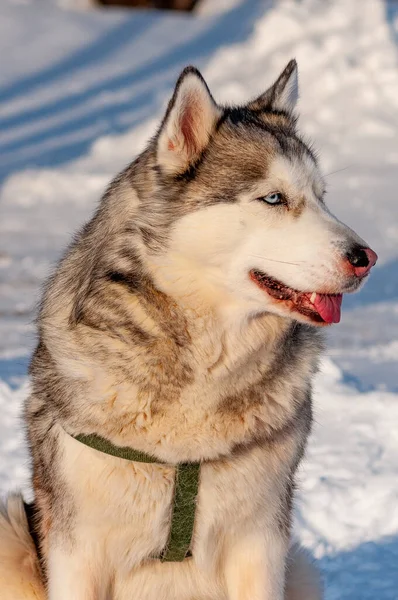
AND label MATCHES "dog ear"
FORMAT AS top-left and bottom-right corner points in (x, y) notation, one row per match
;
(157, 67), (221, 175)
(248, 59), (298, 114)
